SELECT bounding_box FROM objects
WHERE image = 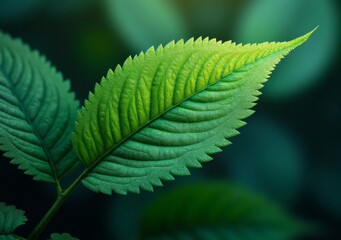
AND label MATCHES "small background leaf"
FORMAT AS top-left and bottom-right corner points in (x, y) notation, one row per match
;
(49, 233), (79, 240)
(137, 182), (309, 240)
(235, 0), (338, 100)
(0, 202), (27, 237)
(103, 0), (189, 53)
(107, 169), (206, 240)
